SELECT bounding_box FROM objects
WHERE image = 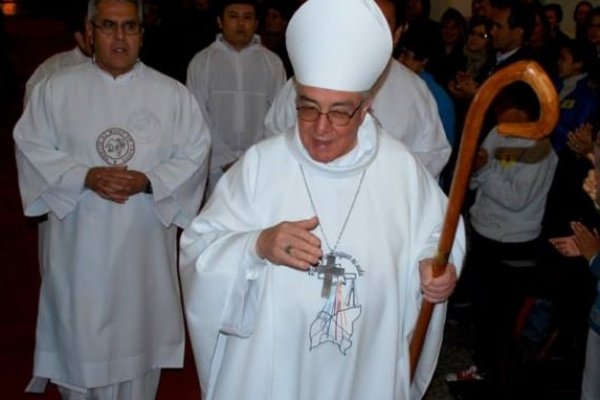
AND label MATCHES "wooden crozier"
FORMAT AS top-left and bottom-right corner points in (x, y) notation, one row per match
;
(408, 60), (560, 380)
